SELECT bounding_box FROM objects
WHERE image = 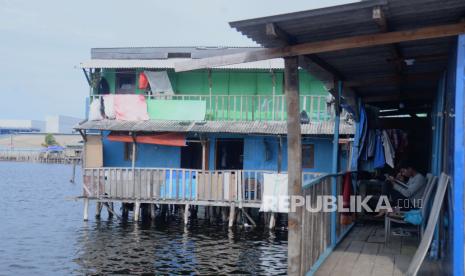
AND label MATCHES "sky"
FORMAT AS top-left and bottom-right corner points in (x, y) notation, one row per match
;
(0, 0), (354, 120)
